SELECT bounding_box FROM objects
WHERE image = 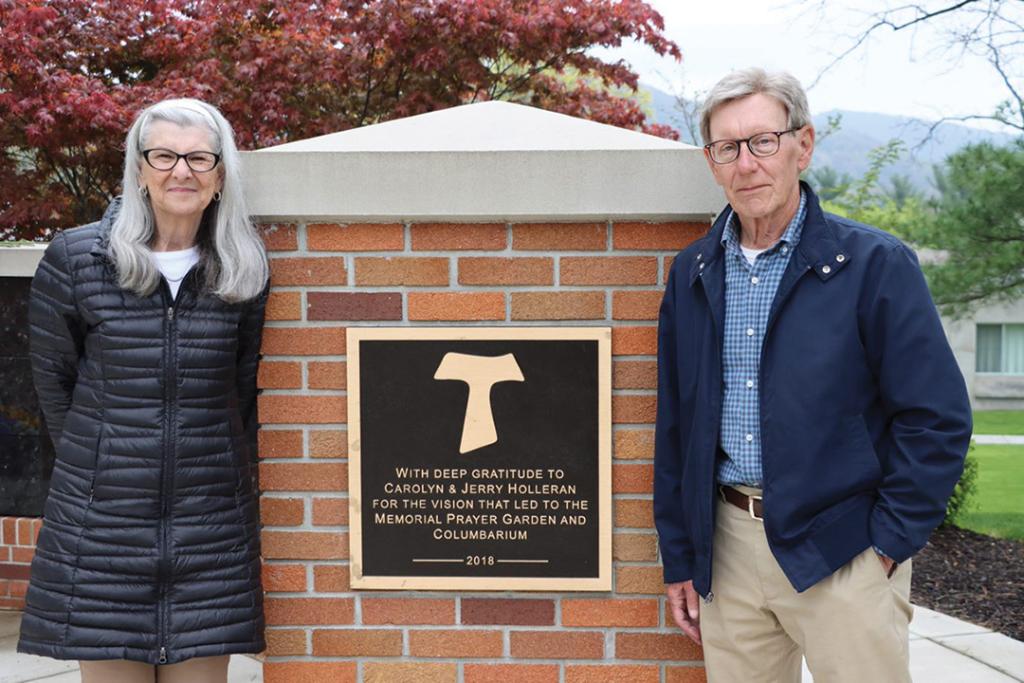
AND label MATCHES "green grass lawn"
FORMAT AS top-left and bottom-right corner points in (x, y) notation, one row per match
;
(956, 444), (1024, 540)
(972, 410), (1024, 435)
